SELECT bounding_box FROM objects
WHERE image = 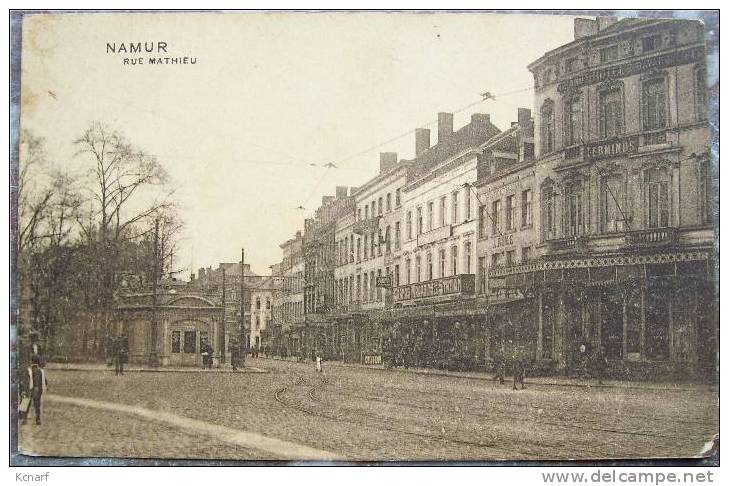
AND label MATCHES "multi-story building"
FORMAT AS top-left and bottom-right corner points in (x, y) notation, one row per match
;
(301, 187), (354, 359)
(488, 17), (715, 378)
(333, 153), (410, 362)
(271, 231), (305, 356)
(248, 276), (276, 351)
